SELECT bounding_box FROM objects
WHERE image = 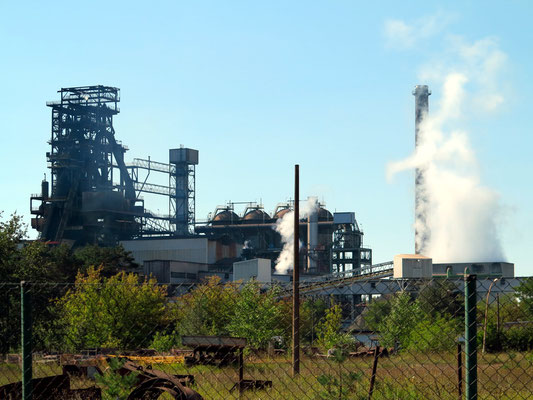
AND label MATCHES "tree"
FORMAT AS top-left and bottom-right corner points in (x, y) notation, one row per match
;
(377, 292), (421, 349)
(176, 276), (238, 337)
(364, 297), (392, 332)
(226, 282), (285, 349)
(417, 280), (463, 319)
(300, 297), (329, 345)
(516, 278), (533, 317)
(56, 266), (168, 350)
(73, 244), (139, 277)
(0, 213), (26, 353)
(406, 315), (461, 352)
(316, 302), (353, 351)
(0, 212), (26, 281)
(481, 292), (533, 352)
